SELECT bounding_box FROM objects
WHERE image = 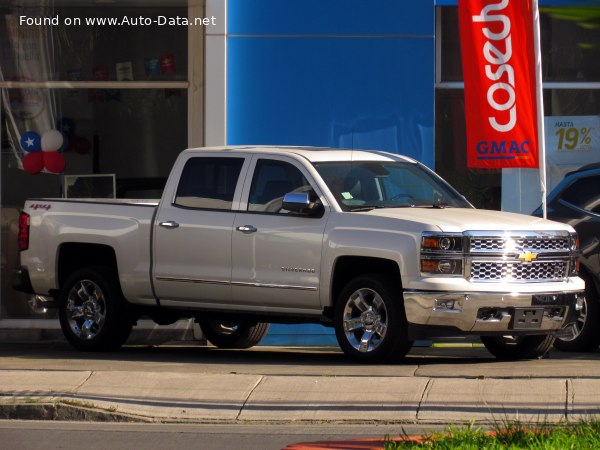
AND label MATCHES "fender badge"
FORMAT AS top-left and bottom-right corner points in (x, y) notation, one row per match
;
(518, 251), (538, 263)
